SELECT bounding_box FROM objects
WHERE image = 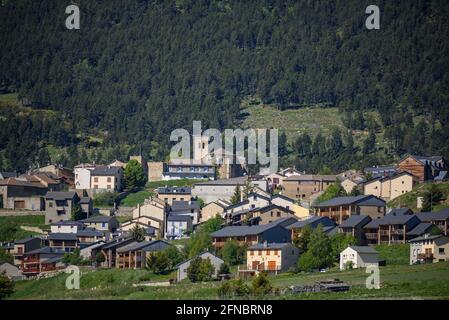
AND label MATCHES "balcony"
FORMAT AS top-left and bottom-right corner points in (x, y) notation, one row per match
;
(391, 229), (404, 235)
(365, 233), (378, 240)
(417, 253), (433, 260)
